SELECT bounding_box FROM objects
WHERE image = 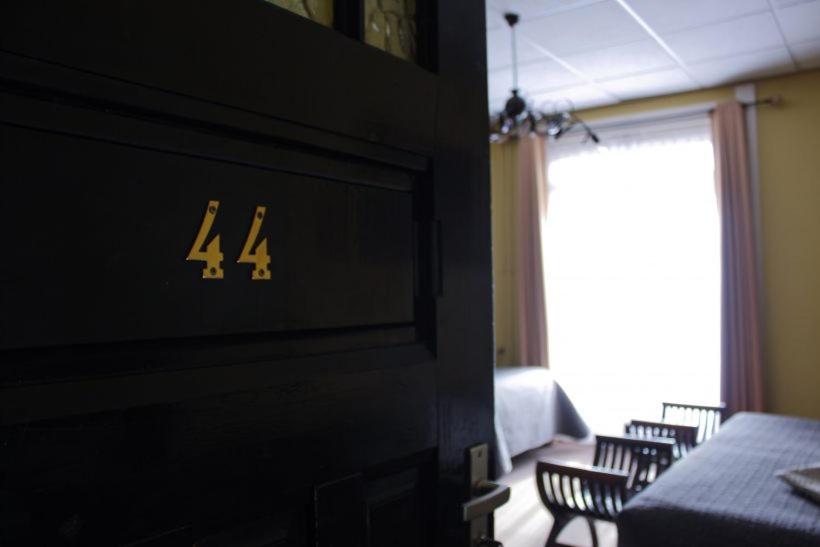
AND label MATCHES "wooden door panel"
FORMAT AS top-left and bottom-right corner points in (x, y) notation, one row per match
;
(0, 0), (438, 154)
(1, 122), (415, 350)
(0, 1), (493, 545)
(0, 45), (444, 542)
(0, 361), (438, 545)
